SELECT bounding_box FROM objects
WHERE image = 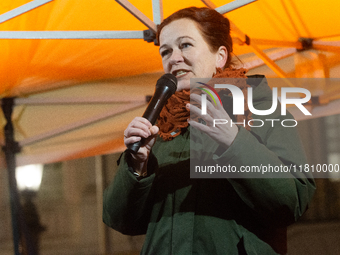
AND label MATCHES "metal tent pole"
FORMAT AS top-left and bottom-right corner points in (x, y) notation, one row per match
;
(1, 98), (38, 255)
(1, 98), (21, 255)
